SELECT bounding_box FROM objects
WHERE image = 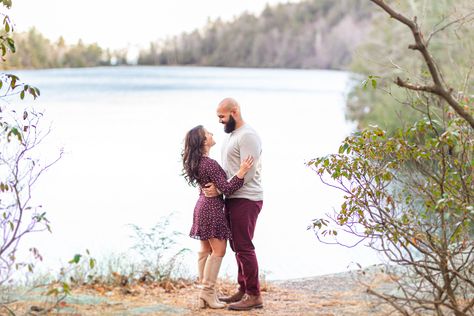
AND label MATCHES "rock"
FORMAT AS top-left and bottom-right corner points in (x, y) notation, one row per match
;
(30, 305), (45, 312)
